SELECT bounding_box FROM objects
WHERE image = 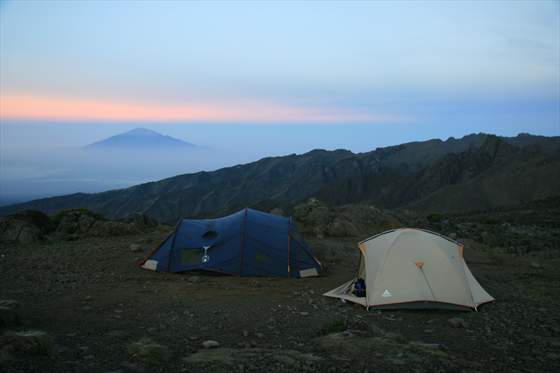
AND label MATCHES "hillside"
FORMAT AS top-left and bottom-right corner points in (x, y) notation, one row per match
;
(317, 136), (560, 212)
(405, 144), (560, 213)
(1, 133), (559, 223)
